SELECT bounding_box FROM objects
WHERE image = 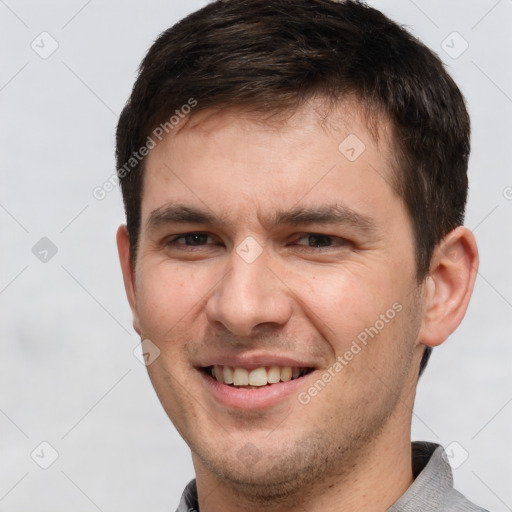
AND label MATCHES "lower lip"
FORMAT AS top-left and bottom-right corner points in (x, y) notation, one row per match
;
(199, 370), (313, 410)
